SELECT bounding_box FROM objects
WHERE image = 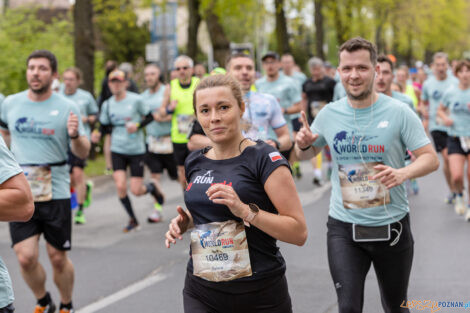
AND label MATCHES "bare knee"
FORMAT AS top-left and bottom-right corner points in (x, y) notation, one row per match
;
(16, 250), (38, 271)
(130, 184), (143, 196)
(48, 250), (67, 272)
